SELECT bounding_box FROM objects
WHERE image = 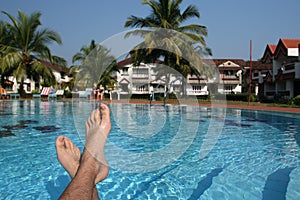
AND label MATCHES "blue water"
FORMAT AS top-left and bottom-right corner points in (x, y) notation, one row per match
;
(0, 100), (299, 200)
